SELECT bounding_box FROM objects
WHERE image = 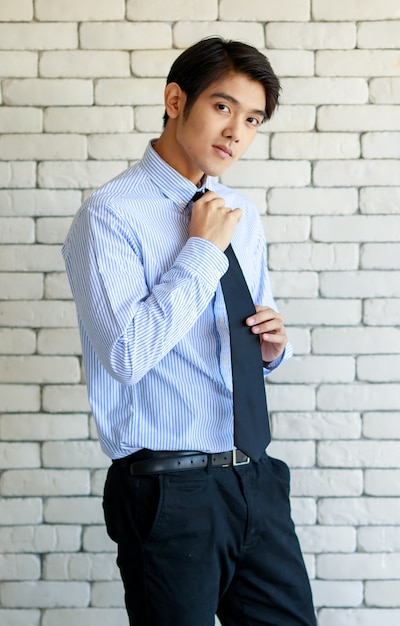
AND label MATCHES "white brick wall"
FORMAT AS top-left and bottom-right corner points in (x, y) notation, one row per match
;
(1, 2), (399, 624)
